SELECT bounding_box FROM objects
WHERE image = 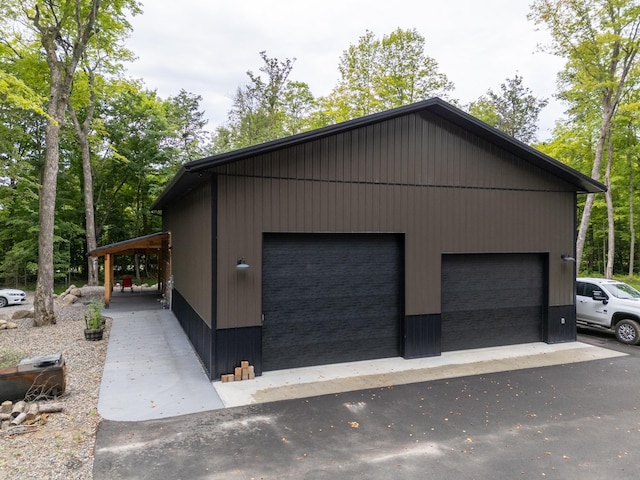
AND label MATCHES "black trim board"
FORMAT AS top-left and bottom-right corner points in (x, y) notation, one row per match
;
(172, 289), (213, 379)
(215, 327), (262, 377)
(404, 314), (441, 358)
(210, 175), (218, 376)
(544, 305), (576, 343)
